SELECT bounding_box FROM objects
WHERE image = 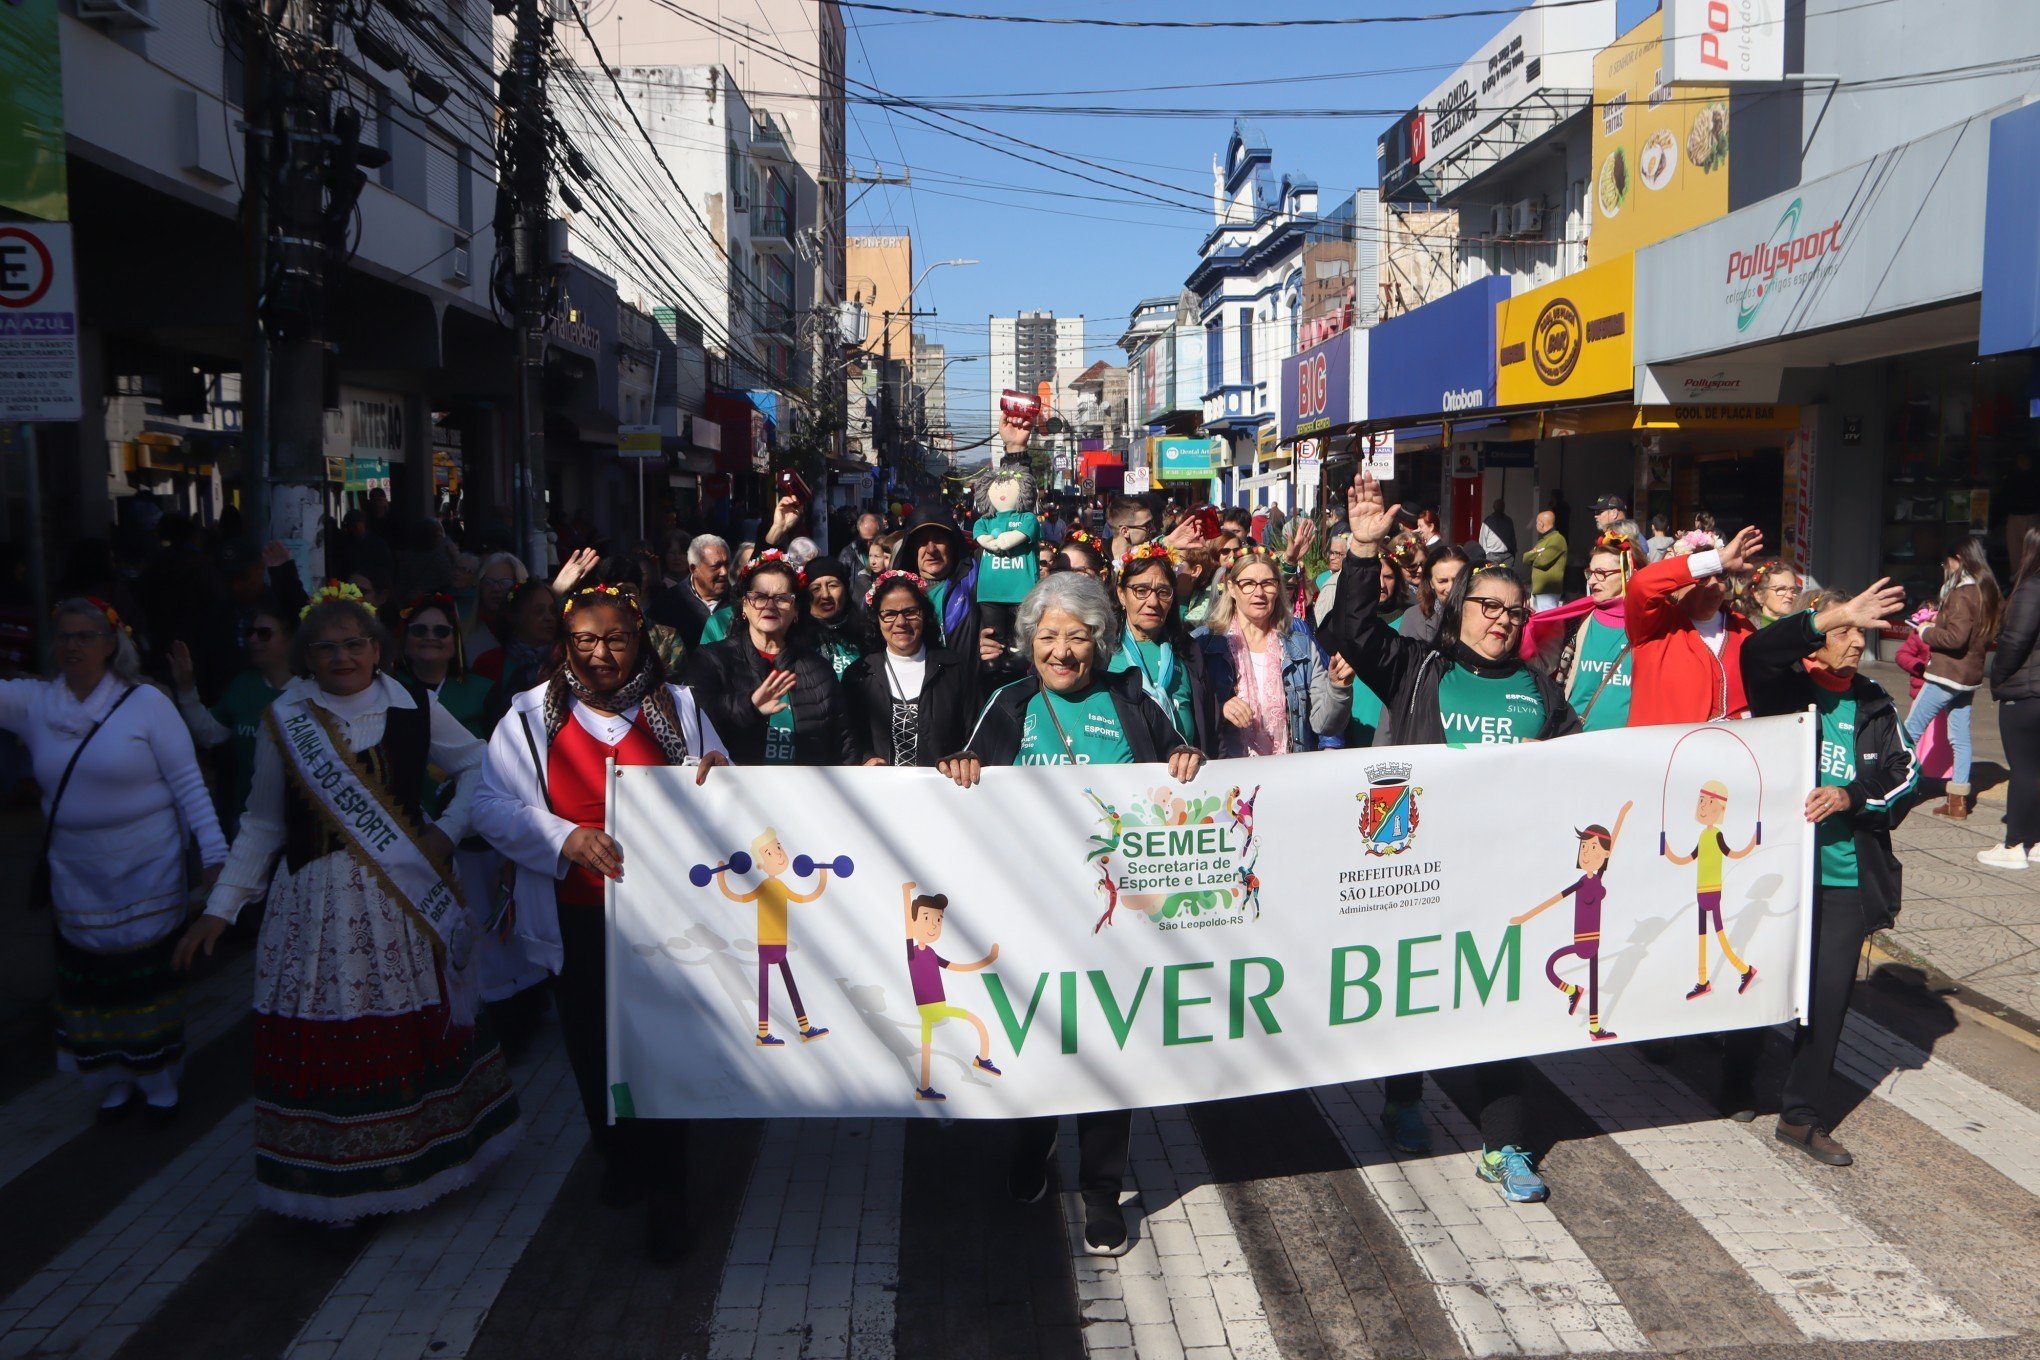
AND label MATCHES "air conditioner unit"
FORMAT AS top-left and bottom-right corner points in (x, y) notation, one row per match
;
(443, 240), (471, 287)
(1487, 205), (1510, 240)
(78, 0), (157, 27)
(1509, 199), (1544, 239)
(731, 191), (751, 212)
